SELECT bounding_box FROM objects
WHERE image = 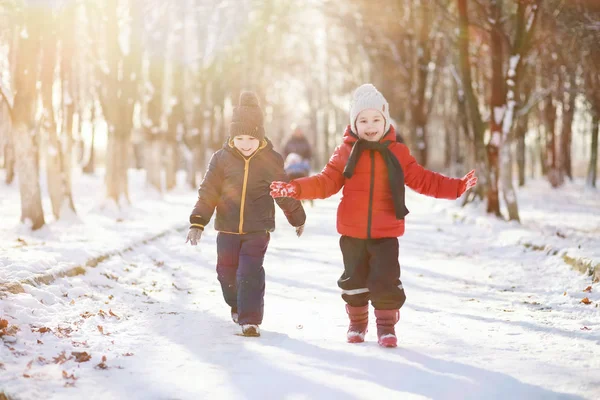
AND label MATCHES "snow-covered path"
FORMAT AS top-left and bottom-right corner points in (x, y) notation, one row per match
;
(2, 193), (599, 399)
